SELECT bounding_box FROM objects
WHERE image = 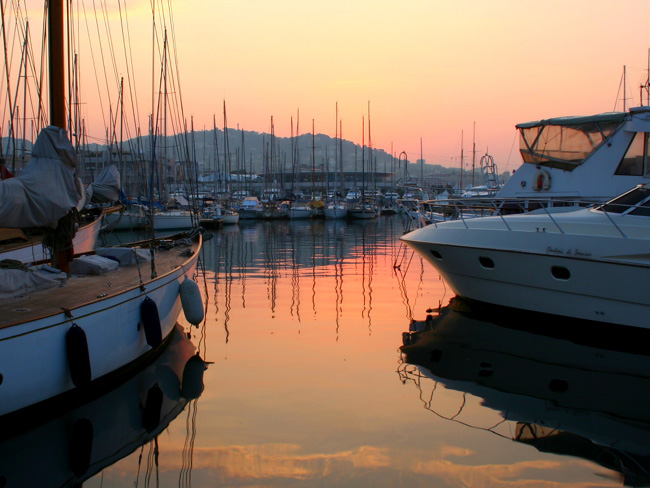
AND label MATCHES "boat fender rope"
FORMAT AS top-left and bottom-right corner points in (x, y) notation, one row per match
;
(66, 324), (92, 387)
(140, 297), (162, 347)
